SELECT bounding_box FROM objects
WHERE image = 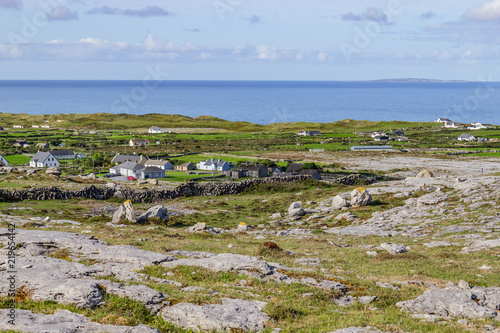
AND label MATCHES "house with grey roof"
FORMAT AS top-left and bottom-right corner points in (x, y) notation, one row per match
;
(237, 163), (269, 178)
(299, 169), (322, 180)
(197, 158), (233, 171)
(298, 130), (322, 136)
(110, 161), (165, 179)
(129, 138), (150, 147)
(144, 159), (174, 170)
(111, 154), (148, 165)
(30, 152), (59, 168)
(457, 134), (476, 142)
(50, 149), (75, 160)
